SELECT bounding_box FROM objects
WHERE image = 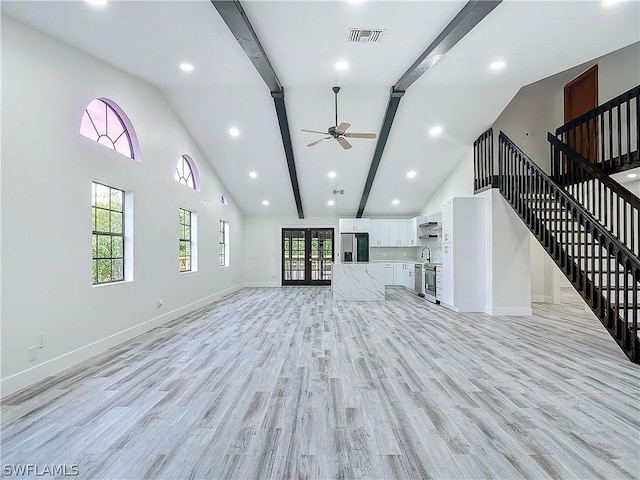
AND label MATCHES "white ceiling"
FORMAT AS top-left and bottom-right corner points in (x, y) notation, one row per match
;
(3, 0), (639, 218)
